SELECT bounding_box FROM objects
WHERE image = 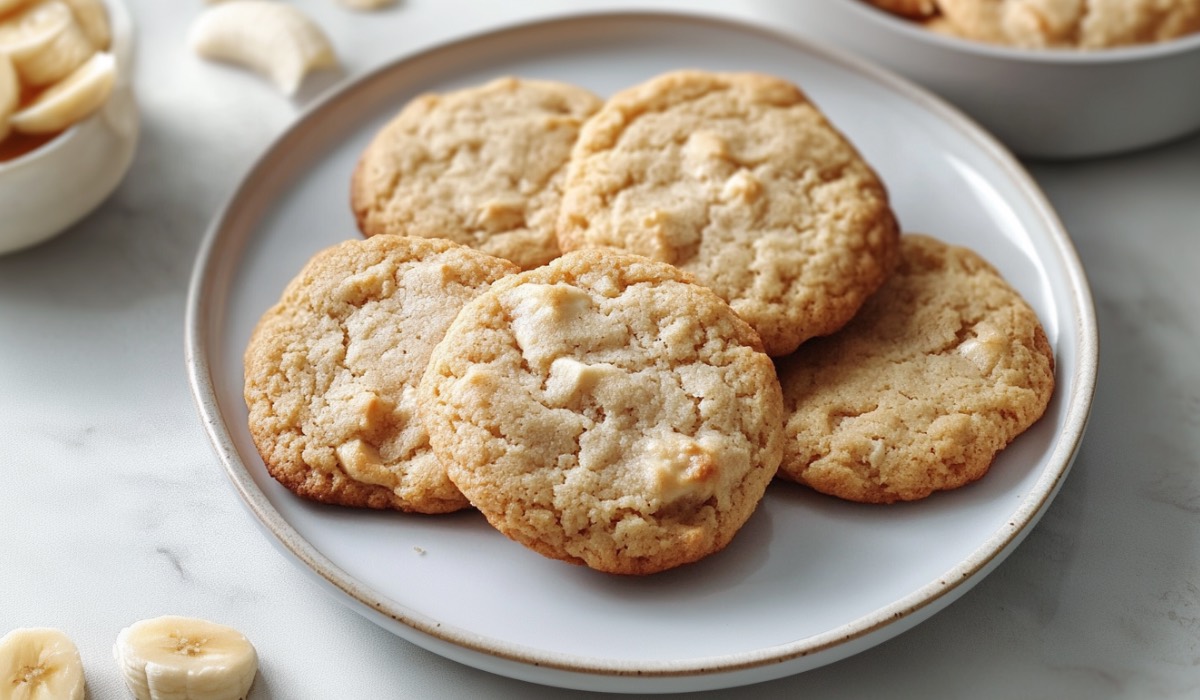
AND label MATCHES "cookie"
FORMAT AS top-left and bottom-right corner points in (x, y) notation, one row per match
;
(936, 0), (1200, 48)
(351, 77), (603, 270)
(243, 235), (519, 513)
(776, 234), (1055, 504)
(556, 70), (899, 357)
(418, 249), (785, 574)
